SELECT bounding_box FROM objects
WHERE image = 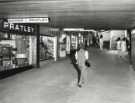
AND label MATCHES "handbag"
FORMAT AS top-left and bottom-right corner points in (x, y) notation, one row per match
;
(85, 60), (91, 67)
